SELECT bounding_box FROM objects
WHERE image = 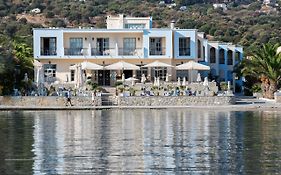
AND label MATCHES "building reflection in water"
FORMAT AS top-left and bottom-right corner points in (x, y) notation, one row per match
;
(31, 109), (280, 174)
